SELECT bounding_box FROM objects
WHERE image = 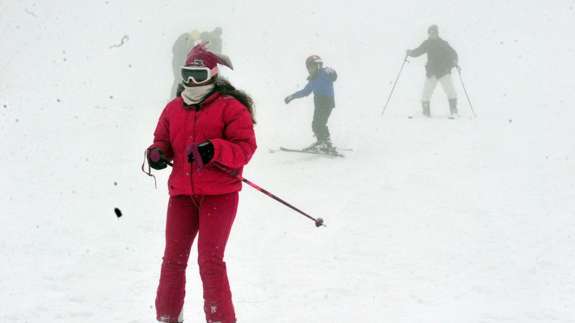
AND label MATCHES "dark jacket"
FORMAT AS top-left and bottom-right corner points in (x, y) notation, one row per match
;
(409, 38), (458, 78)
